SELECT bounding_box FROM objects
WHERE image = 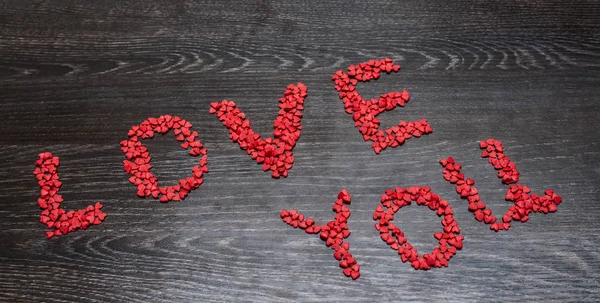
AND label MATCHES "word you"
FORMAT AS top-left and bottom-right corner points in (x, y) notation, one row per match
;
(280, 138), (561, 279)
(33, 58), (562, 280)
